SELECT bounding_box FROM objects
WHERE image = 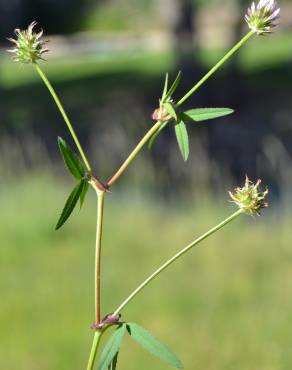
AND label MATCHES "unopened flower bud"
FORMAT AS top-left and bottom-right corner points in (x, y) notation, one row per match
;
(7, 21), (49, 64)
(152, 106), (172, 122)
(245, 0), (280, 35)
(229, 176), (269, 215)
